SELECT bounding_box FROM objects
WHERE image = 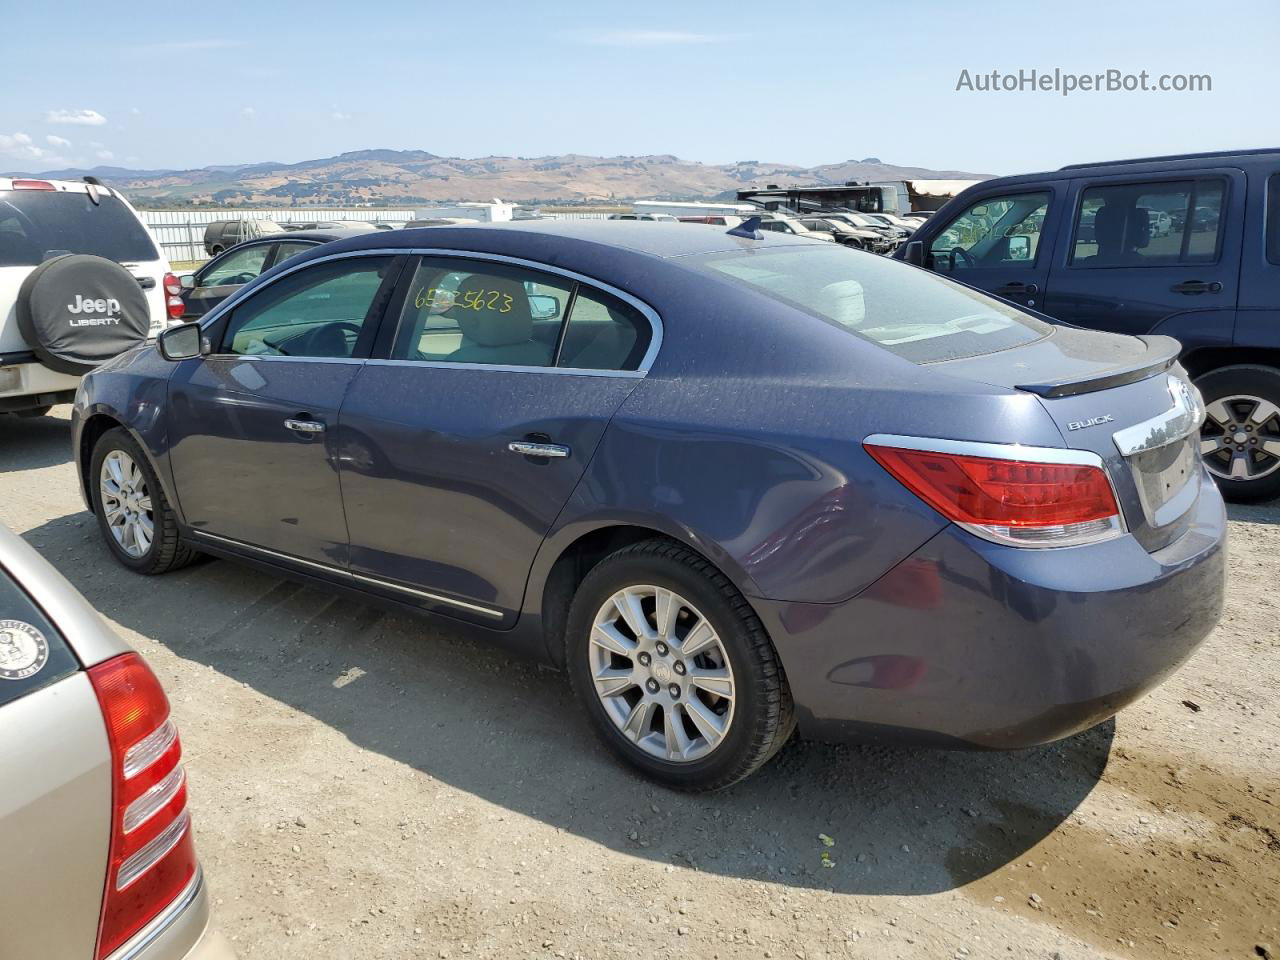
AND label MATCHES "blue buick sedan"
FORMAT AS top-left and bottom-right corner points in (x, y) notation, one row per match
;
(72, 221), (1226, 789)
